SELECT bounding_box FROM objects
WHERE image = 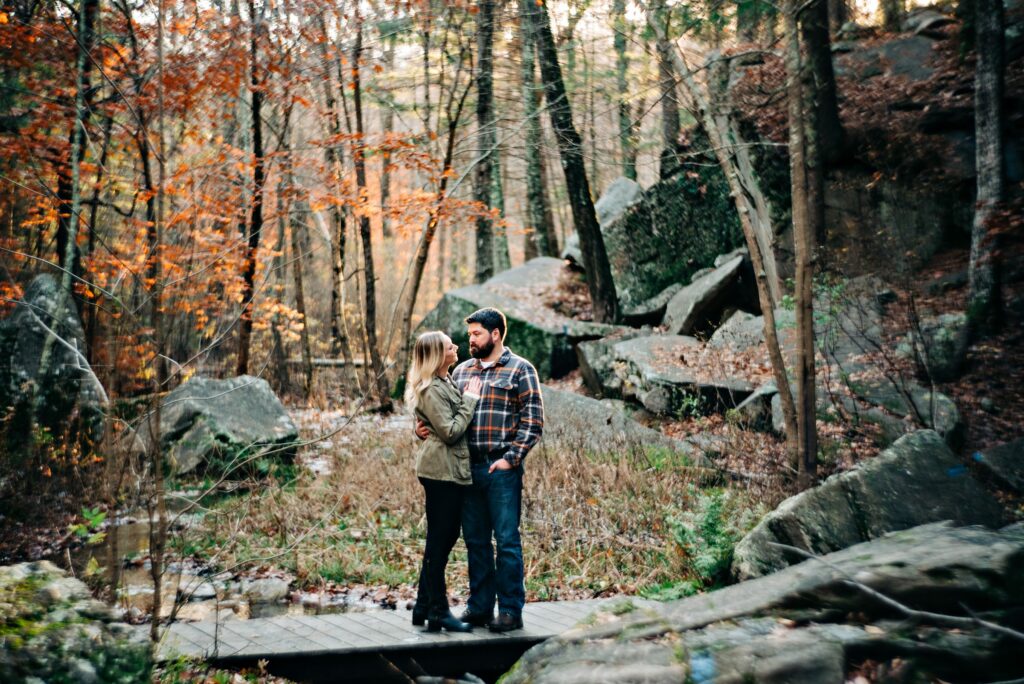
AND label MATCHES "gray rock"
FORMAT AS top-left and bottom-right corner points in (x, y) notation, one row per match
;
(904, 312), (968, 382)
(663, 255), (745, 336)
(903, 8), (956, 37)
(505, 523), (1024, 684)
(241, 577), (291, 604)
(569, 159), (749, 311)
(731, 383), (778, 432)
(594, 176), (644, 227)
(575, 329), (647, 397)
(714, 247), (749, 268)
(0, 561), (151, 683)
(834, 35), (937, 82)
(146, 375), (299, 476)
(612, 335), (754, 415)
(708, 311), (763, 351)
(771, 393), (785, 435)
(417, 258), (618, 380)
(731, 430), (1004, 580)
(973, 437), (1024, 494)
(620, 283), (683, 327)
(540, 387), (706, 467)
(0, 274), (105, 455)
